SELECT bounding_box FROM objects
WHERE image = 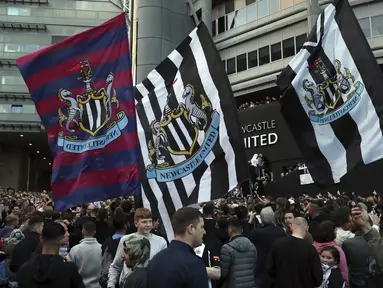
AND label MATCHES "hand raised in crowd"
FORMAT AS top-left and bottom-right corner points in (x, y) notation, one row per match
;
(351, 206), (372, 234)
(373, 214), (381, 226)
